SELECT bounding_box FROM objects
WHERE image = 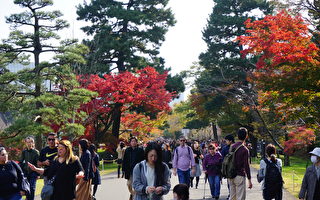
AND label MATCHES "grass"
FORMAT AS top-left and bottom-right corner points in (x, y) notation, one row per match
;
(34, 161), (118, 196)
(251, 155), (309, 198)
